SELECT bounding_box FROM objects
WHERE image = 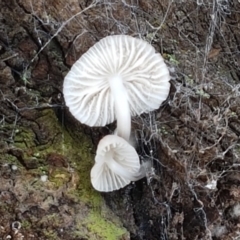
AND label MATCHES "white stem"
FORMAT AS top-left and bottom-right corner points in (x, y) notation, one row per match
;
(108, 159), (146, 181)
(108, 75), (131, 141)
